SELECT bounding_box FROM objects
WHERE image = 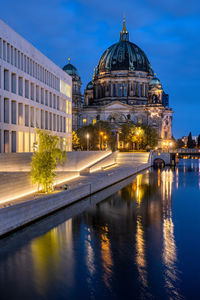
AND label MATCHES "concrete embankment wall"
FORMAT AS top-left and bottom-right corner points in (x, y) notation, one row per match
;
(0, 151), (111, 172)
(0, 162), (150, 237)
